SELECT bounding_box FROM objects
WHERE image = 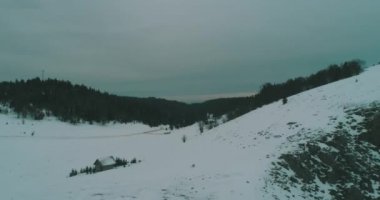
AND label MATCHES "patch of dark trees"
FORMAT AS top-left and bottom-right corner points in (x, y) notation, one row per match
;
(69, 157), (140, 177)
(0, 60), (363, 127)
